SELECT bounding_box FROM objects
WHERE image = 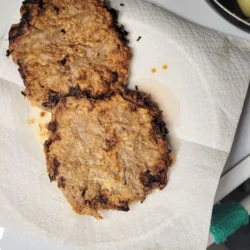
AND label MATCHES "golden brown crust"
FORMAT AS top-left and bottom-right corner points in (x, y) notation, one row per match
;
(9, 0), (131, 110)
(44, 90), (172, 219)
